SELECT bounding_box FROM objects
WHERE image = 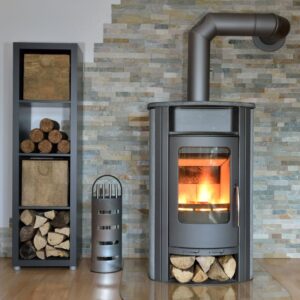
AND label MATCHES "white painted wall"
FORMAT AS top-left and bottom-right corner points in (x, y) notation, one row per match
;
(0, 0), (119, 227)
